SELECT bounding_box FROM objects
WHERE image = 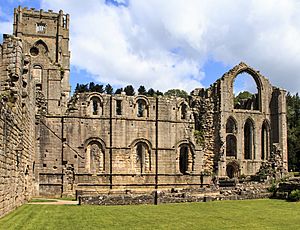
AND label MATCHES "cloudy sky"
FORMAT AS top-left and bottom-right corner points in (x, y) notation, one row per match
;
(1, 0), (300, 94)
